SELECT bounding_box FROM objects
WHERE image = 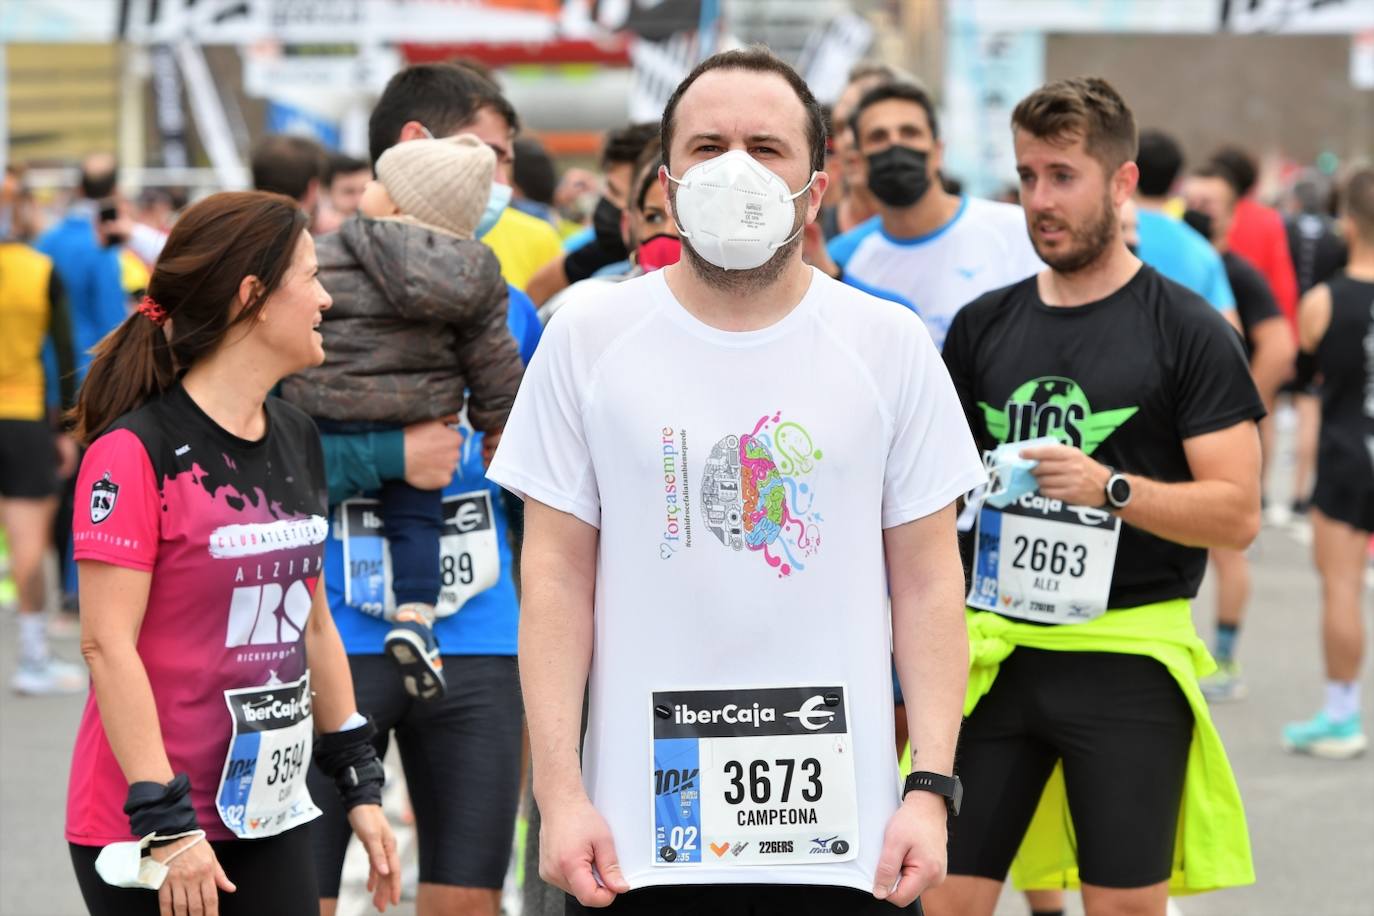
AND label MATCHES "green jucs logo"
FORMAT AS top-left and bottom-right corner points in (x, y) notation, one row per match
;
(978, 376), (1138, 455)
